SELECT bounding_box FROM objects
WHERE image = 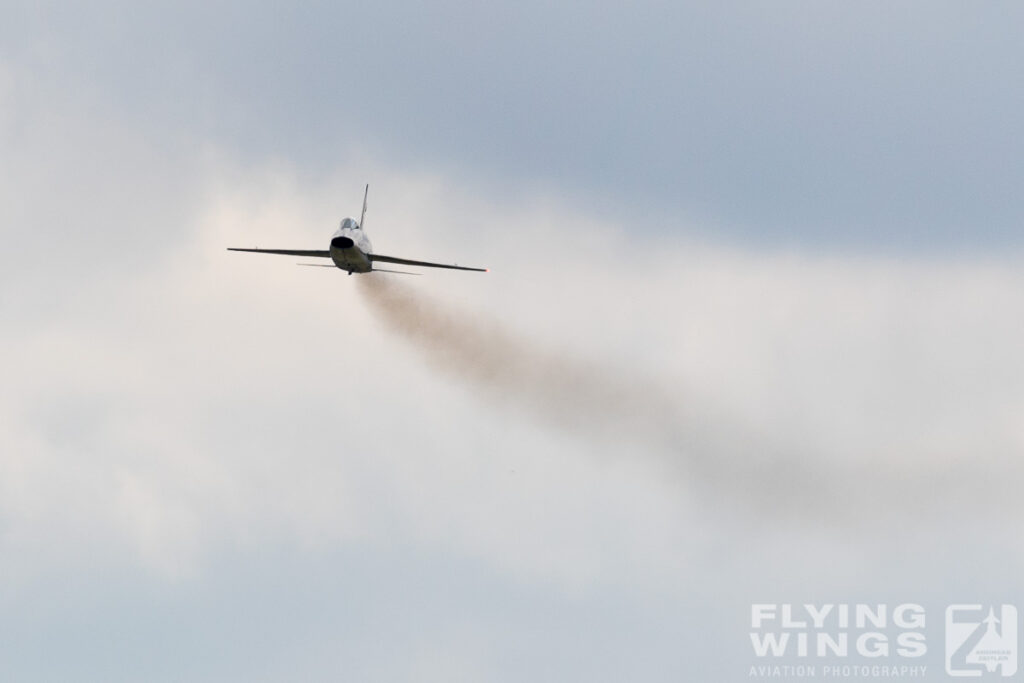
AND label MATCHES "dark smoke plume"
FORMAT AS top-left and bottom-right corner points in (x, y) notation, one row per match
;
(357, 274), (681, 439)
(357, 275), (1022, 530)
